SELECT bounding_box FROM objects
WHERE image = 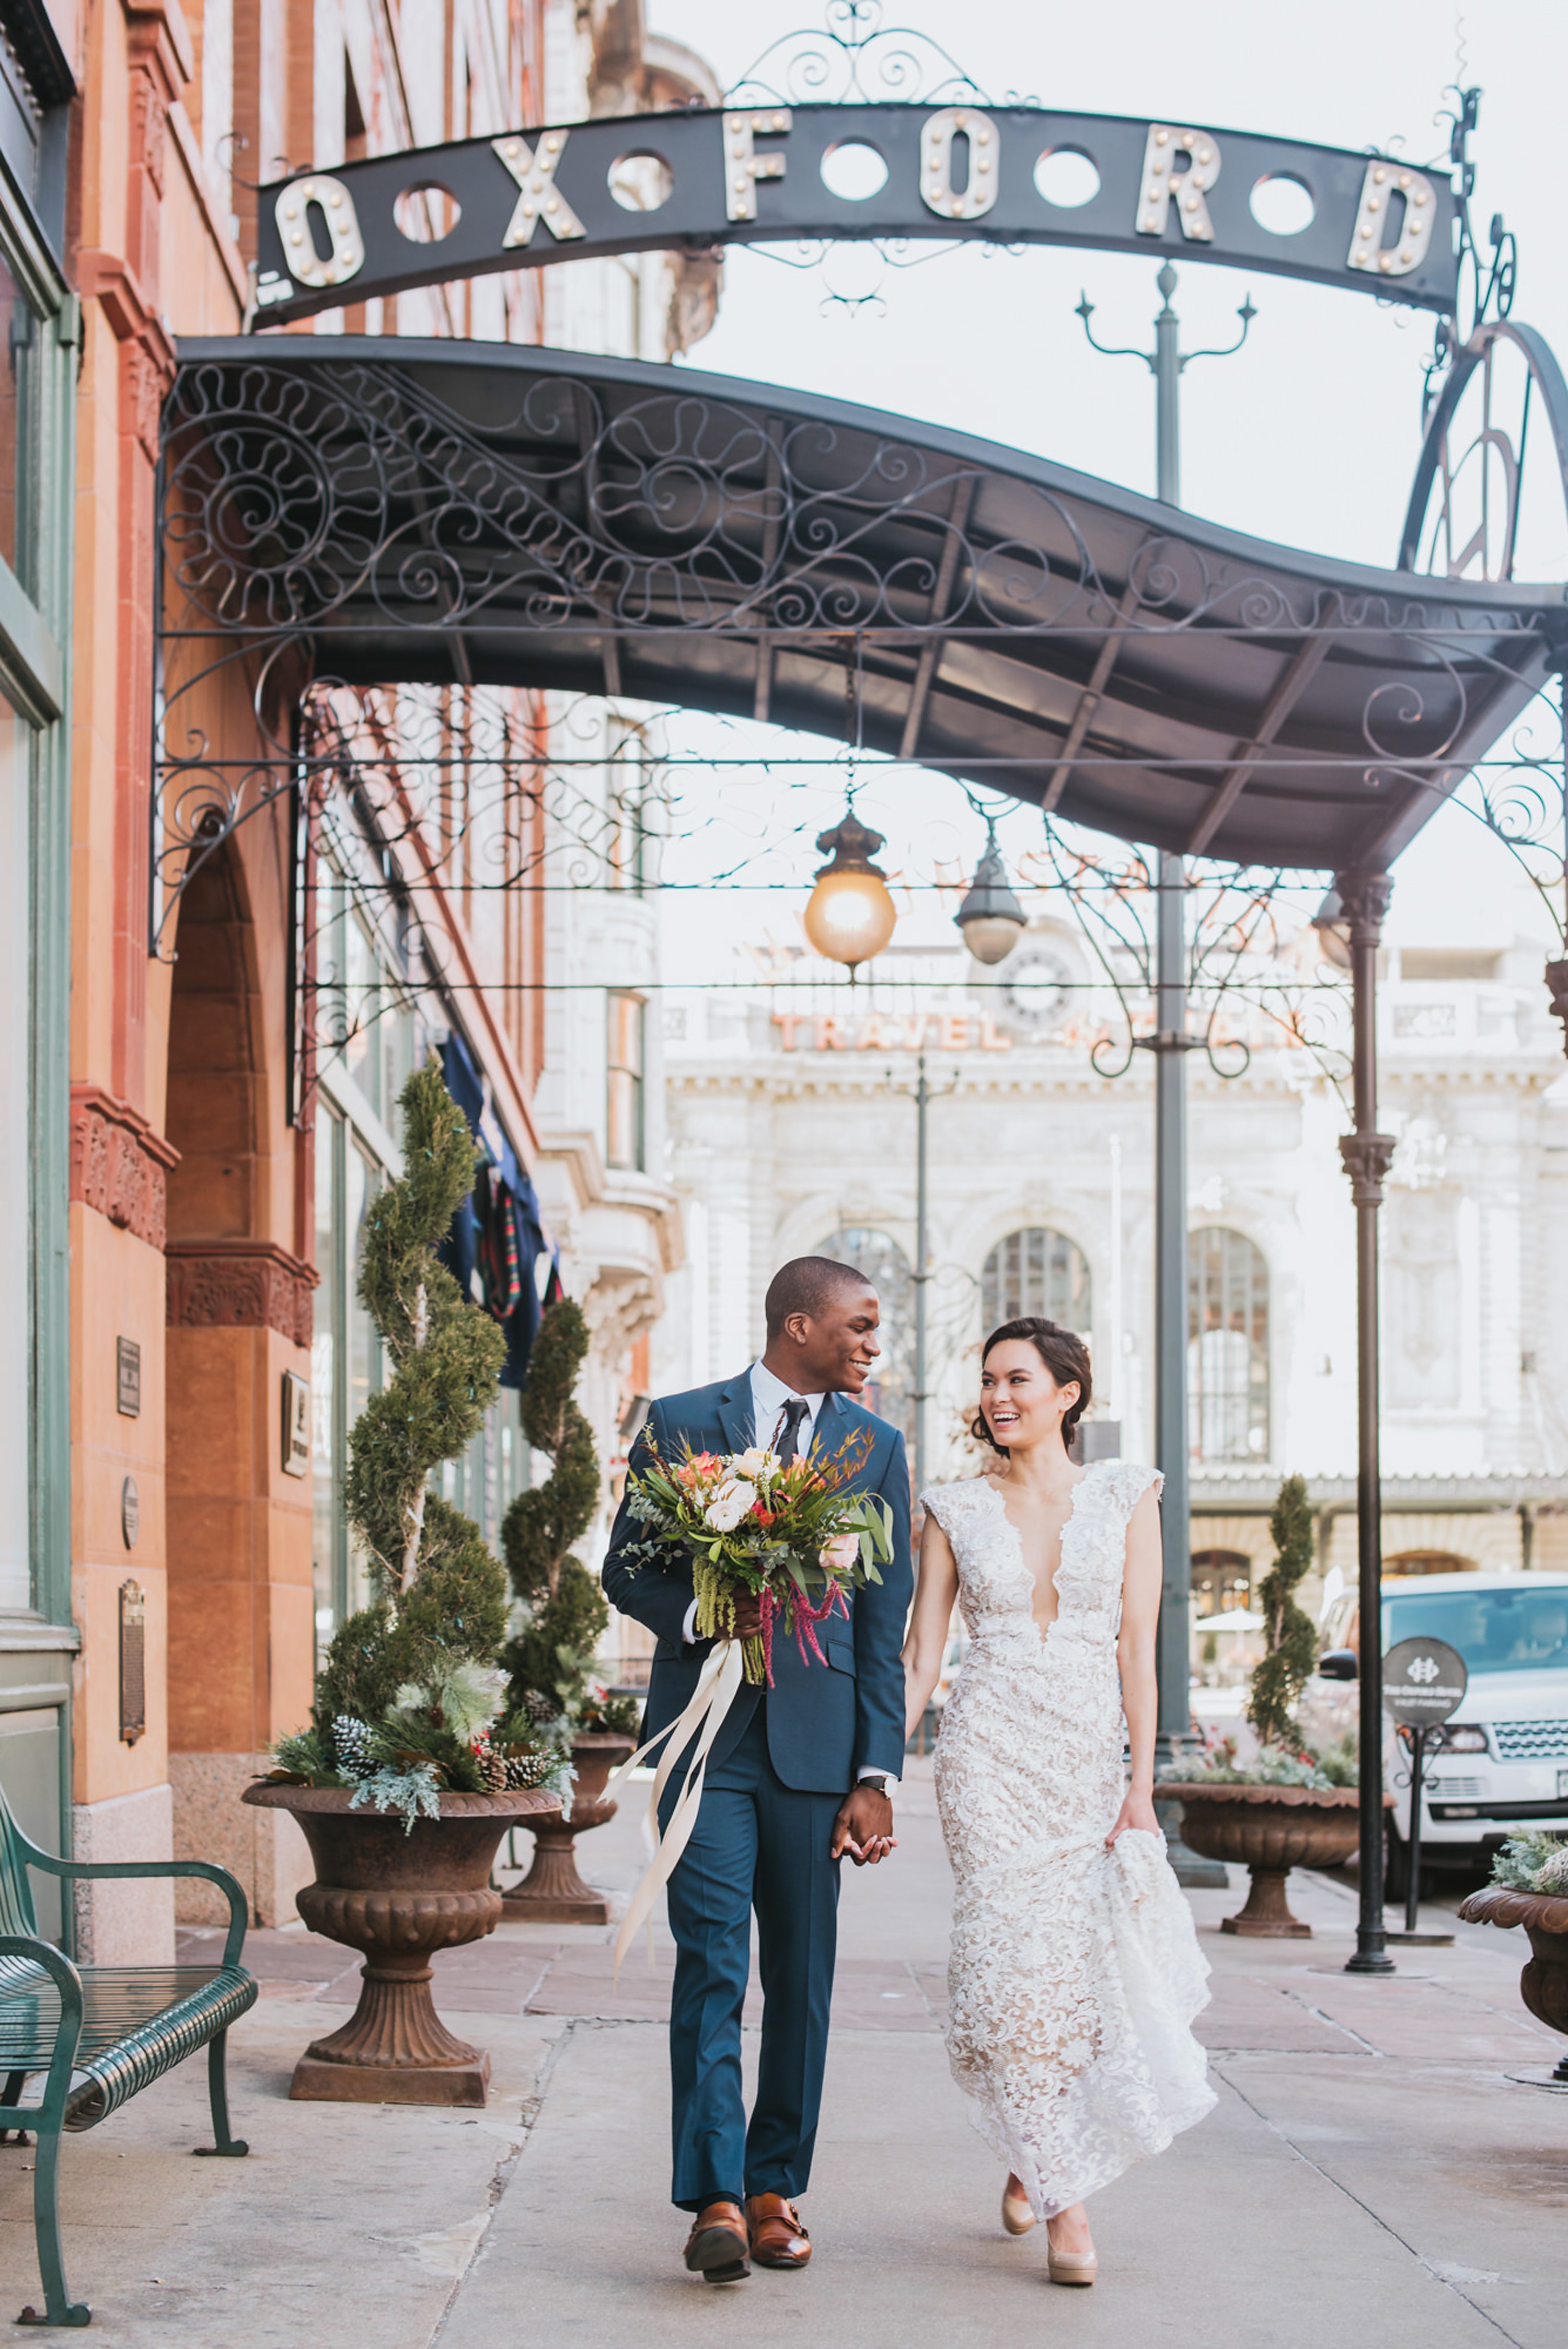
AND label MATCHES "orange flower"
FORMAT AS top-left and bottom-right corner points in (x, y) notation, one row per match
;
(750, 1500), (776, 1527)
